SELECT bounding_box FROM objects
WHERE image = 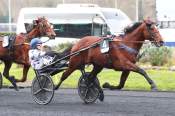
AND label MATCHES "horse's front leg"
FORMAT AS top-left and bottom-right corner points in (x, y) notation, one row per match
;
(3, 61), (18, 91)
(103, 71), (130, 90)
(104, 59), (157, 91)
(123, 61), (157, 91)
(135, 67), (157, 91)
(15, 65), (30, 82)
